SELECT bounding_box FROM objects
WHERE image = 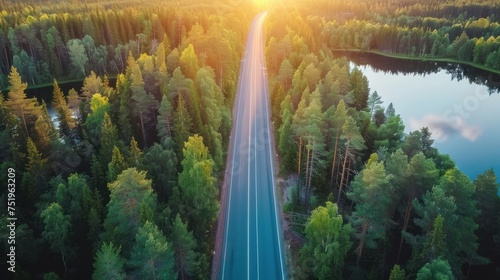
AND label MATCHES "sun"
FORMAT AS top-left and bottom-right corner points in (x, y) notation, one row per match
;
(253, 0), (269, 7)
